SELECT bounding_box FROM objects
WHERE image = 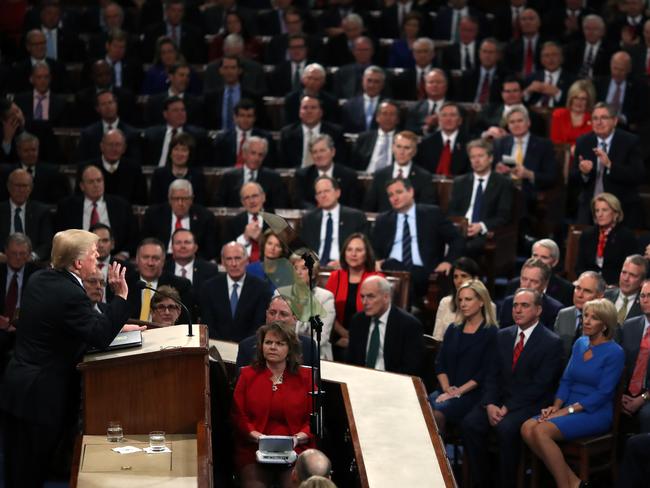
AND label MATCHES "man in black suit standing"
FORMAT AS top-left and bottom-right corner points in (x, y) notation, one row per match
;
(572, 102), (644, 227)
(300, 175), (368, 267)
(141, 179), (218, 261)
(0, 169), (53, 263)
(283, 64), (339, 125)
(605, 254), (647, 323)
(13, 62), (67, 126)
(503, 8), (545, 78)
(216, 136), (287, 208)
(462, 288), (563, 488)
(372, 177), (464, 298)
(459, 37), (504, 104)
(523, 41), (576, 108)
(564, 14), (613, 79)
(363, 131), (436, 212)
(340, 65), (386, 134)
(200, 241), (271, 341)
(279, 95), (344, 168)
(350, 100), (399, 172)
(440, 16), (480, 72)
(269, 33), (314, 97)
(448, 139), (514, 256)
(144, 62), (203, 126)
(347, 275), (424, 375)
(211, 99), (276, 168)
(414, 102), (471, 176)
(294, 134), (361, 209)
